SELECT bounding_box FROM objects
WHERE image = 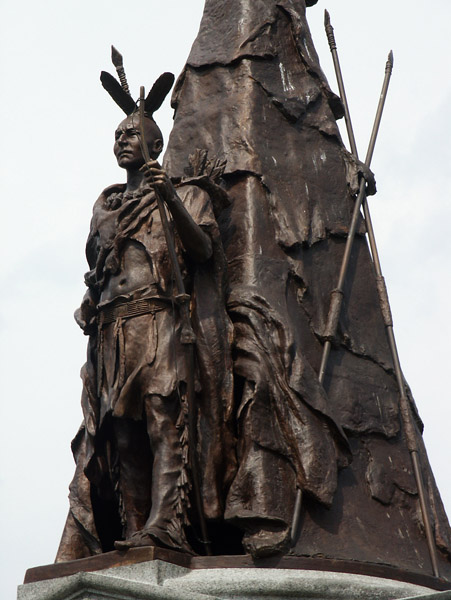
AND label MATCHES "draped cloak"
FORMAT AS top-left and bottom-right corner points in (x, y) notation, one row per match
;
(163, 0), (451, 575)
